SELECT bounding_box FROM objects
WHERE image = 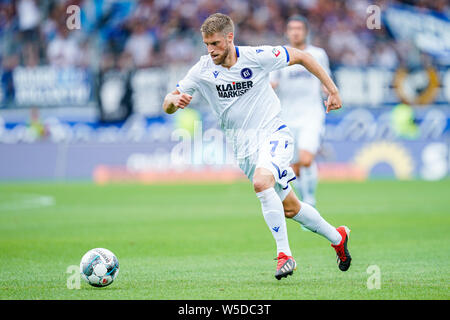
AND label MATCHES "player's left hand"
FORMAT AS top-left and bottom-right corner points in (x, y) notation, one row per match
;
(324, 92), (342, 113)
